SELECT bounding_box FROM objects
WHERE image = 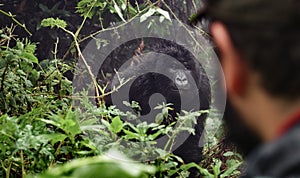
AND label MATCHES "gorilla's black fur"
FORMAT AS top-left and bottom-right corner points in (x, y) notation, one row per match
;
(97, 37), (211, 168)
